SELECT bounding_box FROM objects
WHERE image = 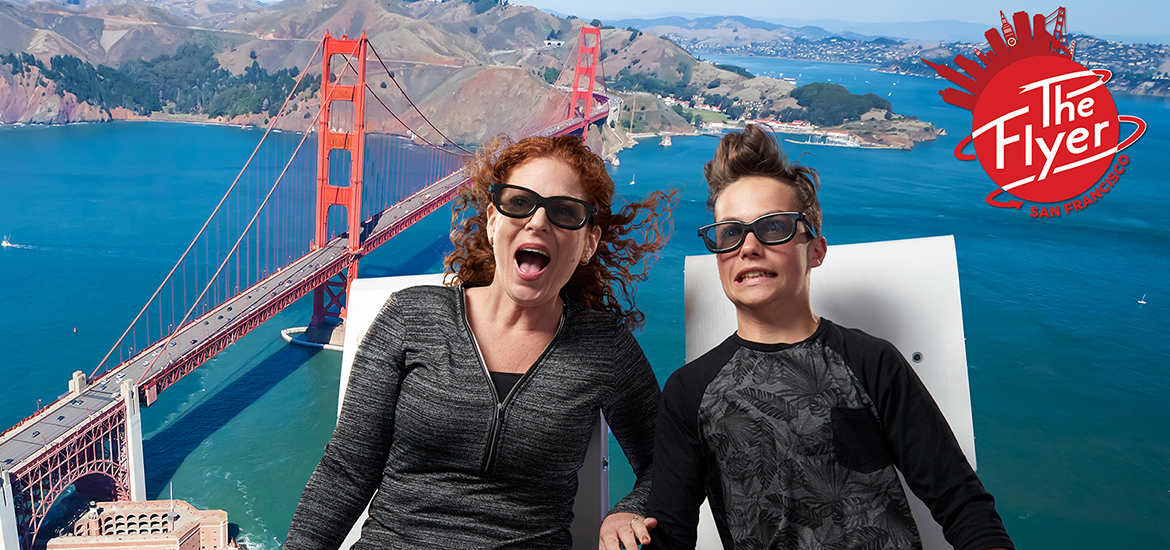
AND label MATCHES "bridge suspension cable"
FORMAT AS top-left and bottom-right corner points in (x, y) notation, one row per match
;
(366, 43), (475, 155)
(135, 99), (324, 386)
(518, 31), (586, 138)
(92, 31), (478, 385)
(91, 38), (326, 378)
